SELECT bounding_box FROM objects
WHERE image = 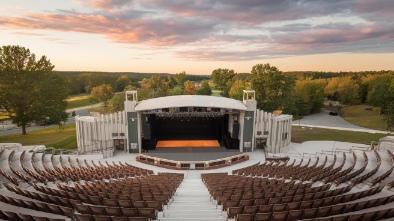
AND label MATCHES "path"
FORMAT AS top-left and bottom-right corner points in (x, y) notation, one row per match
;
(294, 109), (391, 134)
(158, 170), (226, 221)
